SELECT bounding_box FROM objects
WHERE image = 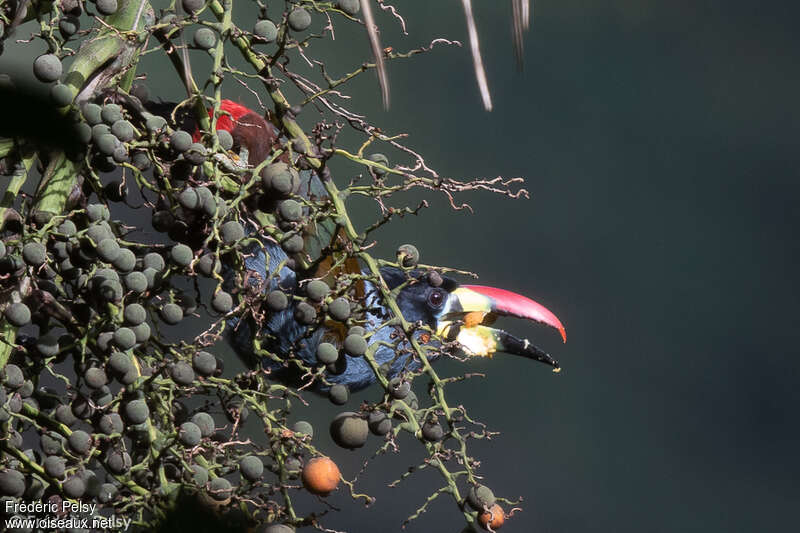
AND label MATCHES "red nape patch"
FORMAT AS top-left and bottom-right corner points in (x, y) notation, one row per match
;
(192, 100), (256, 141)
(463, 285), (567, 342)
